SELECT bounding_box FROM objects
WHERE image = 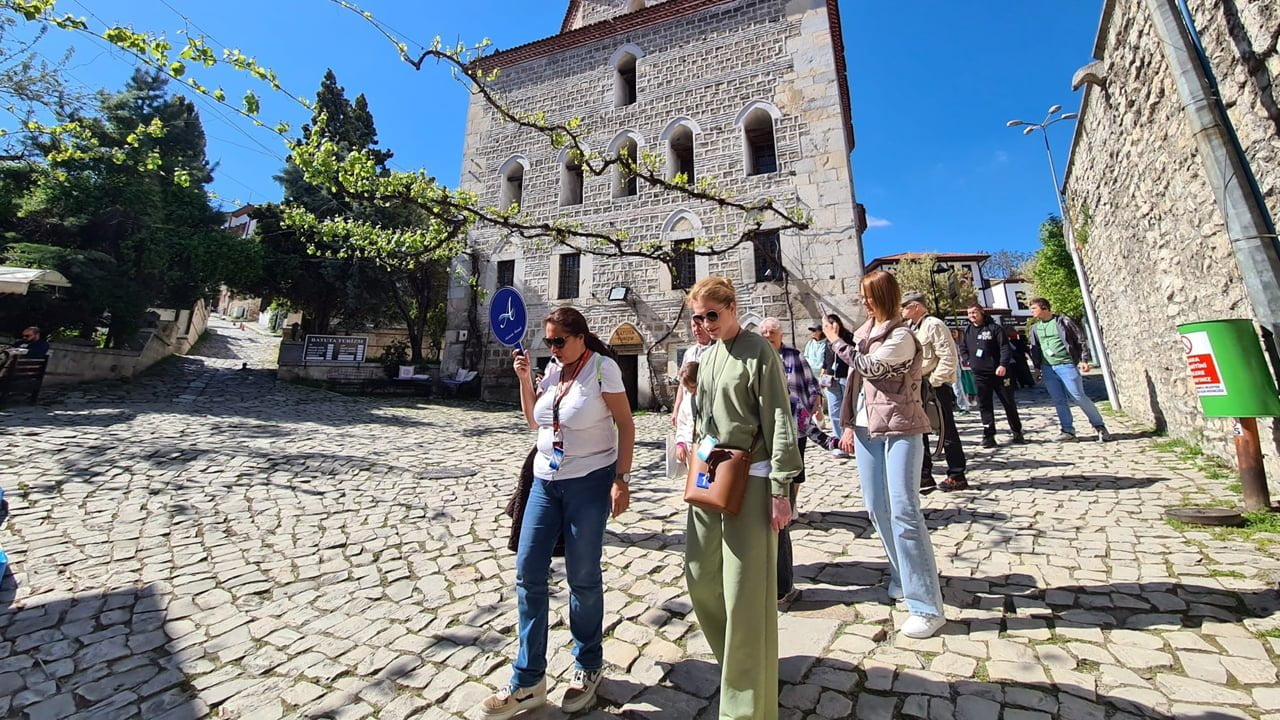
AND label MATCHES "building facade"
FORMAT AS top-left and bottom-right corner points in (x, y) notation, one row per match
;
(1063, 0), (1280, 488)
(442, 0), (866, 408)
